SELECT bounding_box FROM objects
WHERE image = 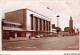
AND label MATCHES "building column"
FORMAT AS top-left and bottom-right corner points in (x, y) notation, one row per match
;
(42, 19), (43, 31)
(38, 18), (40, 31)
(47, 21), (49, 32)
